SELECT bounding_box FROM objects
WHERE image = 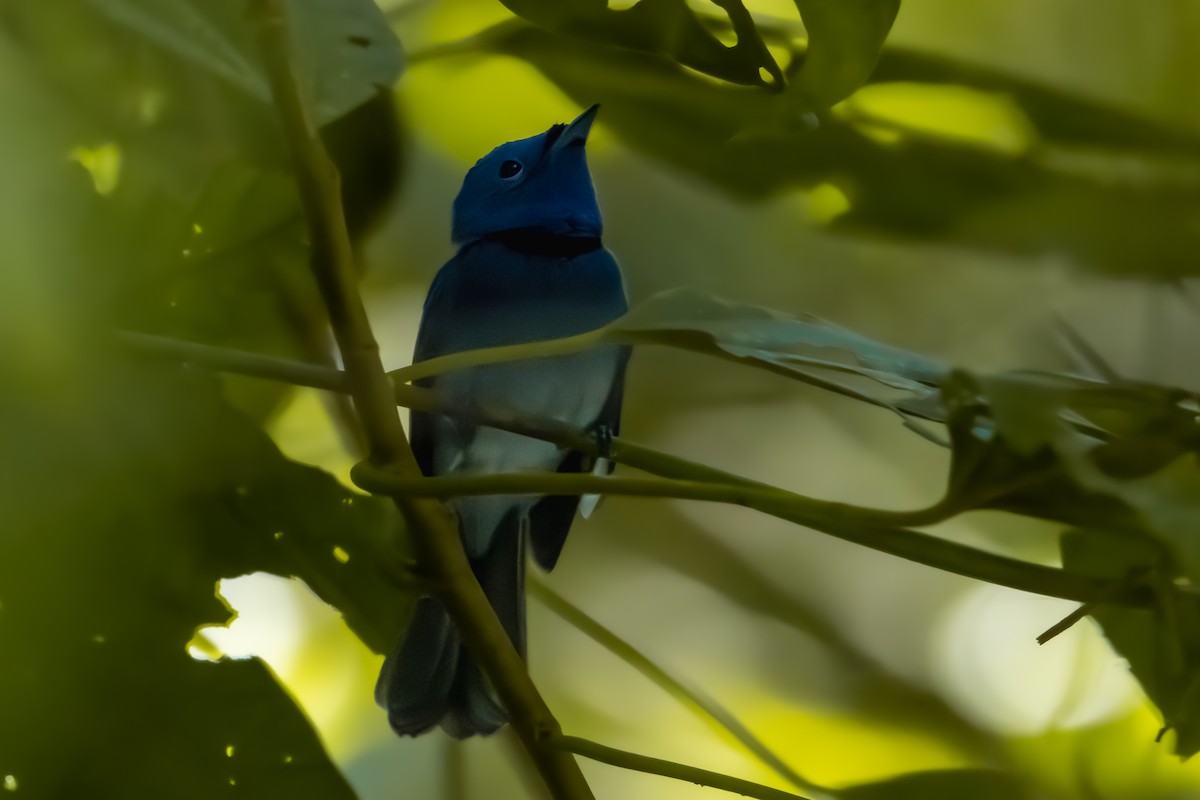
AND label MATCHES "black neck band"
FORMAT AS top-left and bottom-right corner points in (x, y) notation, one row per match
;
(483, 229), (603, 258)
